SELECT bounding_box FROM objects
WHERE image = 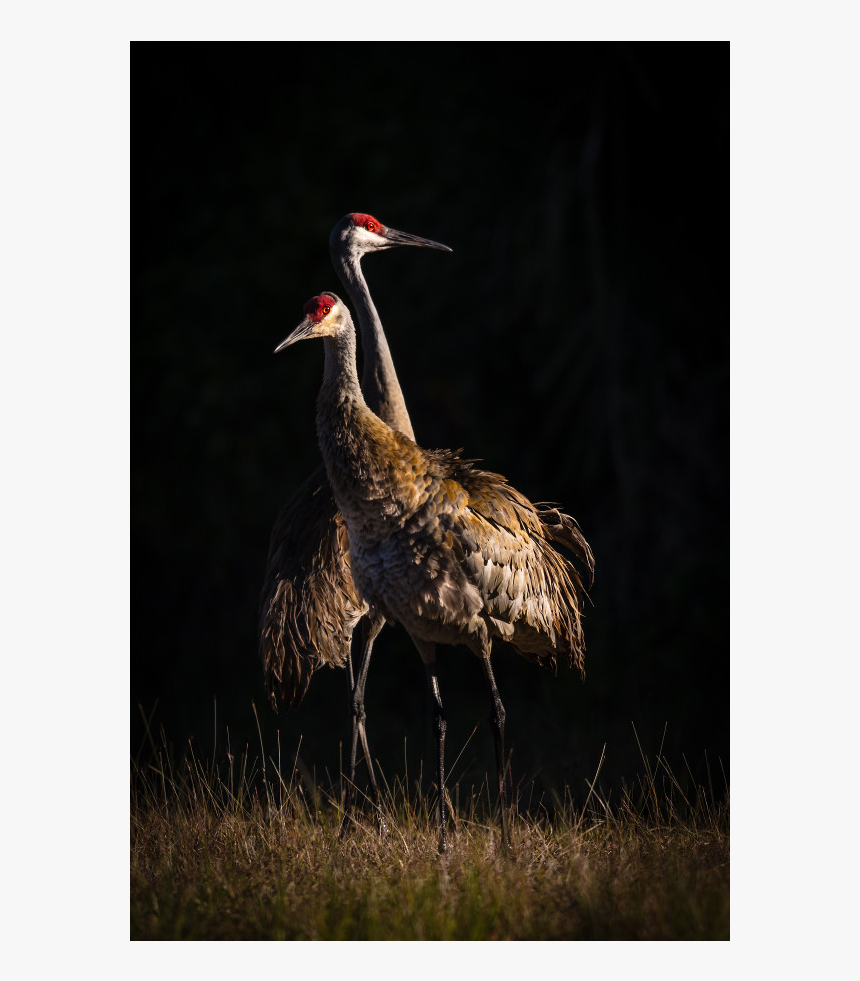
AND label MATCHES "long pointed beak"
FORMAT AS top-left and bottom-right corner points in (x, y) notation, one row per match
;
(383, 226), (452, 252)
(274, 316), (316, 353)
